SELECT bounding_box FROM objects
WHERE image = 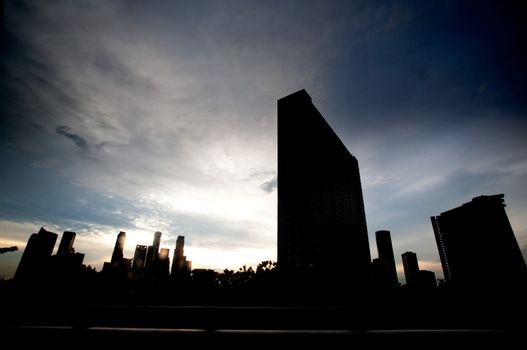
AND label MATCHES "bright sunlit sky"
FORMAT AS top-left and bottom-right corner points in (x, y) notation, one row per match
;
(1, 0), (526, 281)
